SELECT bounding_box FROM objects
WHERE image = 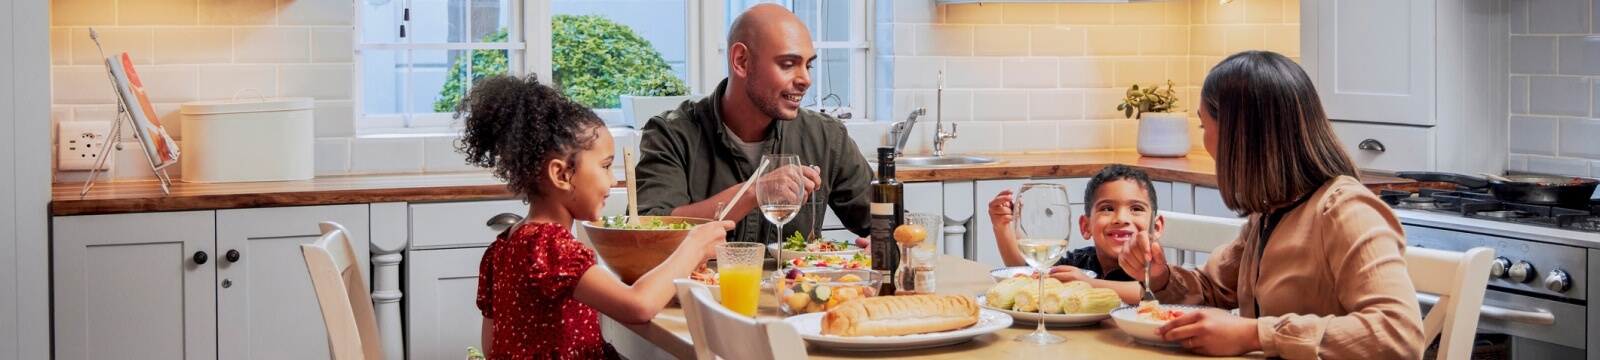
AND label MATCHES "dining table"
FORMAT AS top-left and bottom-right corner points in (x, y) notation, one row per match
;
(601, 254), (1260, 359)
